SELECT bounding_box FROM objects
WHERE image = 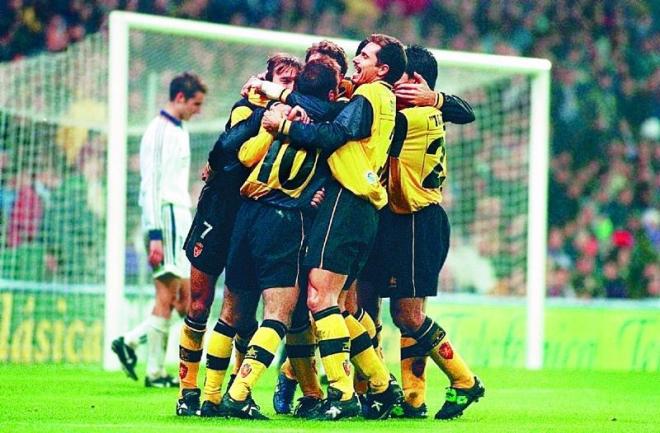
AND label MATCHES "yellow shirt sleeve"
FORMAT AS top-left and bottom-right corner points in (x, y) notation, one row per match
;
(238, 127), (274, 167)
(229, 106), (253, 127)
